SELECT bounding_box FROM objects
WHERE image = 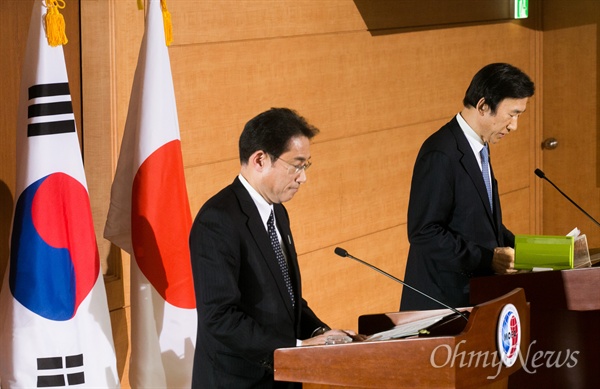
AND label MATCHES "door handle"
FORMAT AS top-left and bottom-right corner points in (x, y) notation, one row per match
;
(542, 137), (558, 150)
